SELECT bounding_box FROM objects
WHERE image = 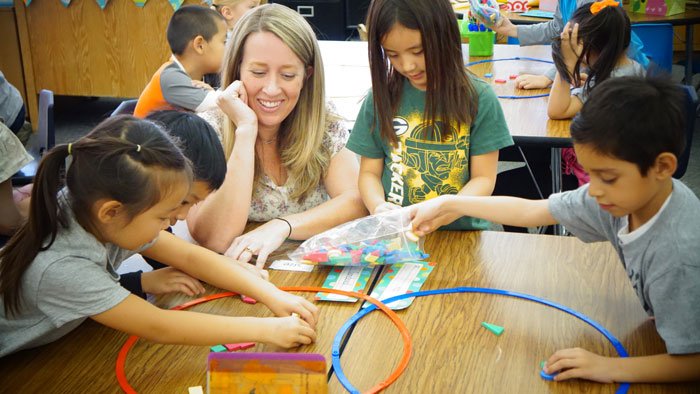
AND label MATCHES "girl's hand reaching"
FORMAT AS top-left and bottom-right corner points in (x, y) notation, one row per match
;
(217, 80), (257, 130)
(492, 16), (518, 38)
(262, 315), (317, 348)
(141, 267), (206, 297)
(560, 22), (584, 71)
(409, 196), (453, 237)
(264, 288), (319, 329)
